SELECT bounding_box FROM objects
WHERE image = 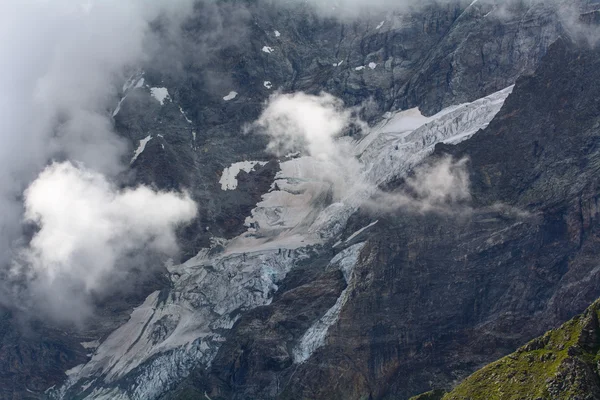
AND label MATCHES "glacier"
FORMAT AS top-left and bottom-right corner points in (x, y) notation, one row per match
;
(52, 85), (513, 399)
